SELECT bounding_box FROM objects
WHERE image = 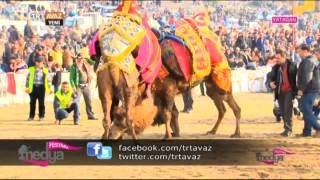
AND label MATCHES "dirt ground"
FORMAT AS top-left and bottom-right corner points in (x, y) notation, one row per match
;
(0, 93), (319, 179)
